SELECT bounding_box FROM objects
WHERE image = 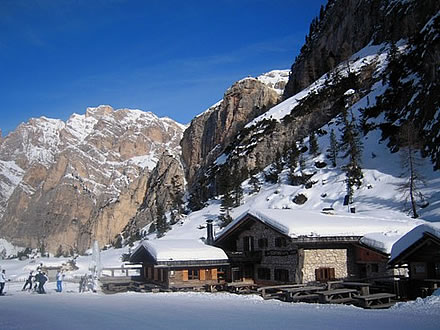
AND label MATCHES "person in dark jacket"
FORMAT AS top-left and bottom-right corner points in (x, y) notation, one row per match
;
(22, 271), (33, 291)
(38, 272), (48, 294)
(0, 269), (7, 295)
